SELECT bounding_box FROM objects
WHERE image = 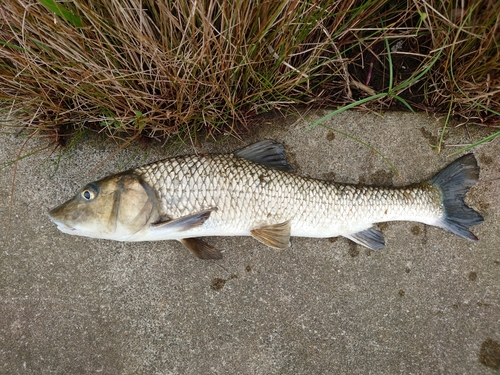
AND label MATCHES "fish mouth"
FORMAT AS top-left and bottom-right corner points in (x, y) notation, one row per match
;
(54, 221), (79, 235)
(53, 220), (76, 232)
(48, 212), (76, 232)
(57, 224), (76, 232)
